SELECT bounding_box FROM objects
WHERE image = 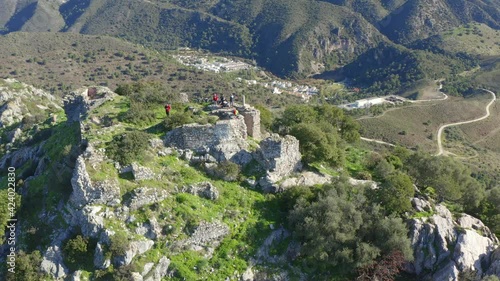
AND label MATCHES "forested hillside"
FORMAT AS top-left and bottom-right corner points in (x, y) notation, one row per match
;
(1, 0), (499, 82)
